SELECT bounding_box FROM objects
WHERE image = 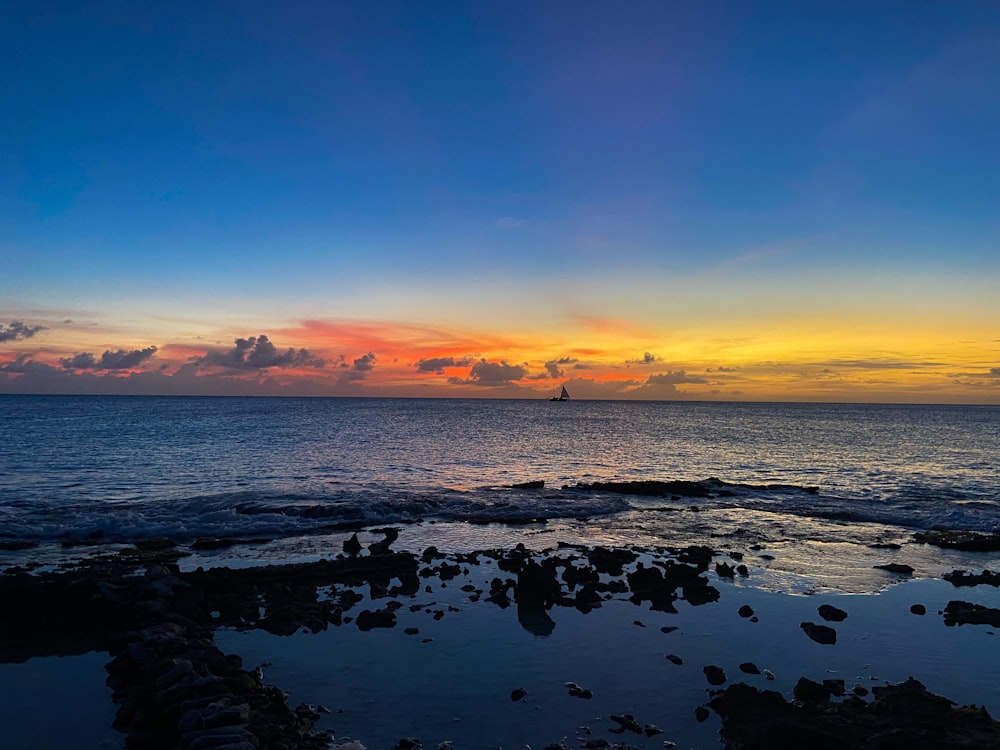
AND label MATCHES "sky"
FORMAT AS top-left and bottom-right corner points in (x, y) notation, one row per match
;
(2, 0), (998, 402)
